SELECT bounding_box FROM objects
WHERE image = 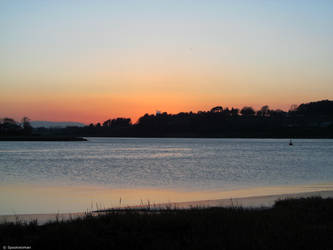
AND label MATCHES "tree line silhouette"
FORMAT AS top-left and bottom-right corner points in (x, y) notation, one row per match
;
(0, 117), (32, 136)
(1, 100), (333, 138)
